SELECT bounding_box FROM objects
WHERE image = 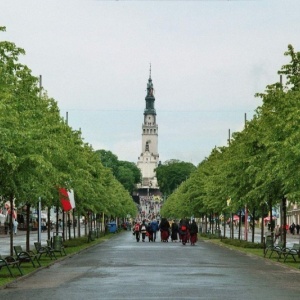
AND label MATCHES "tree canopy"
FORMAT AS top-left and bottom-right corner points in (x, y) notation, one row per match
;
(94, 149), (142, 194)
(160, 45), (300, 226)
(0, 27), (137, 222)
(156, 159), (196, 196)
